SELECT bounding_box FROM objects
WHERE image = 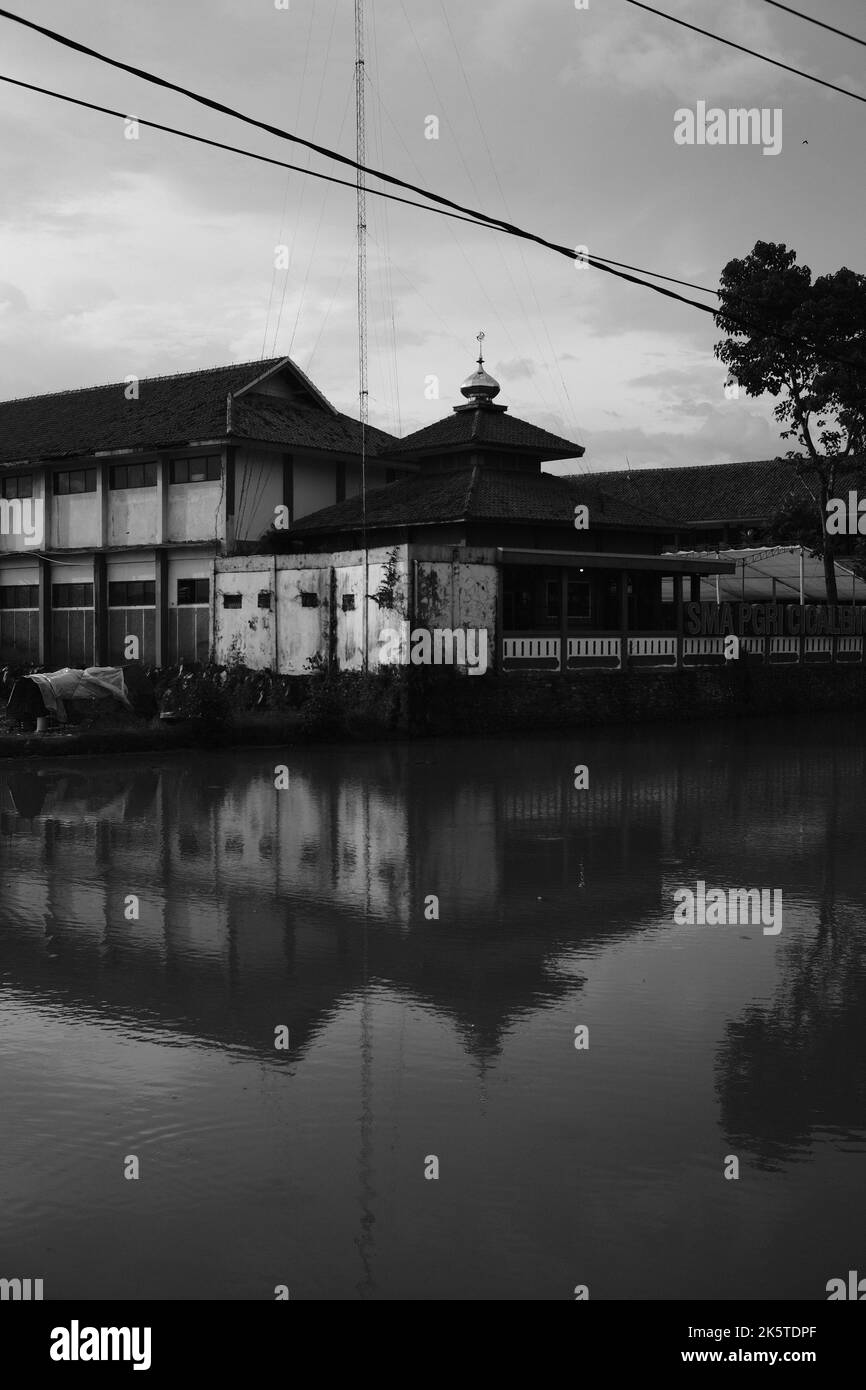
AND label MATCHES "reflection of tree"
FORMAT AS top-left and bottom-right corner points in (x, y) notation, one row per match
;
(714, 794), (866, 1169)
